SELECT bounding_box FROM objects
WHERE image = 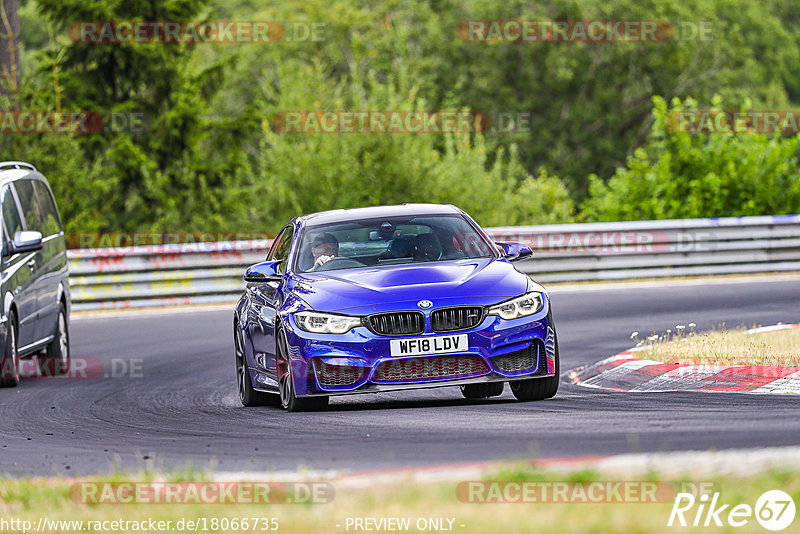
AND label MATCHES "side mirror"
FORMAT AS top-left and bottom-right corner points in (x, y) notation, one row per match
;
(244, 260), (283, 283)
(496, 242), (533, 262)
(6, 230), (43, 256)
